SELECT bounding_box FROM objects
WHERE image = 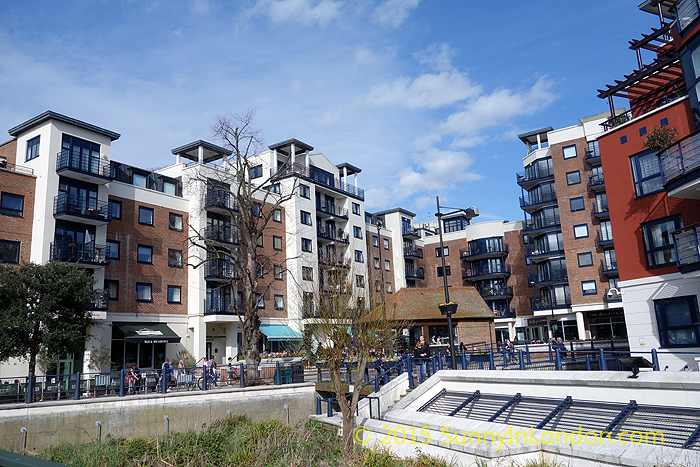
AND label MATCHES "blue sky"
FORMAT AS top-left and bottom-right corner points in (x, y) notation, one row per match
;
(0, 0), (654, 223)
